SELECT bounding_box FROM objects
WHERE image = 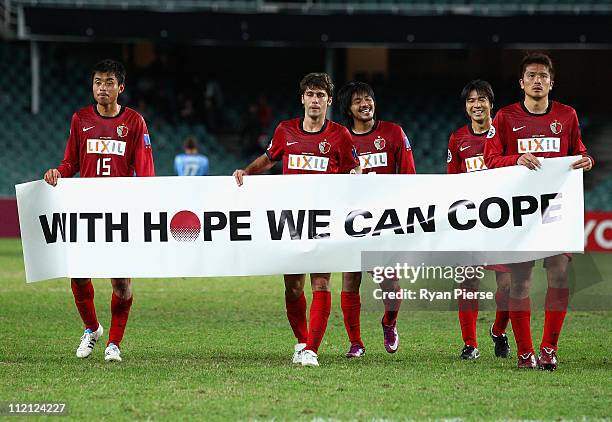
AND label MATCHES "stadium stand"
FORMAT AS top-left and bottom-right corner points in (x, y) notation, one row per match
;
(0, 39), (608, 212)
